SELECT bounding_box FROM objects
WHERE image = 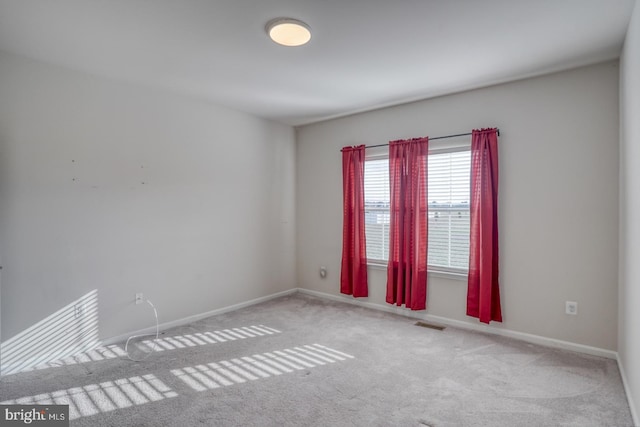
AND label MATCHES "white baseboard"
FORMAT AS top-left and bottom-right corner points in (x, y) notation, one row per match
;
(297, 288), (618, 360)
(617, 354), (639, 426)
(101, 288), (298, 347)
